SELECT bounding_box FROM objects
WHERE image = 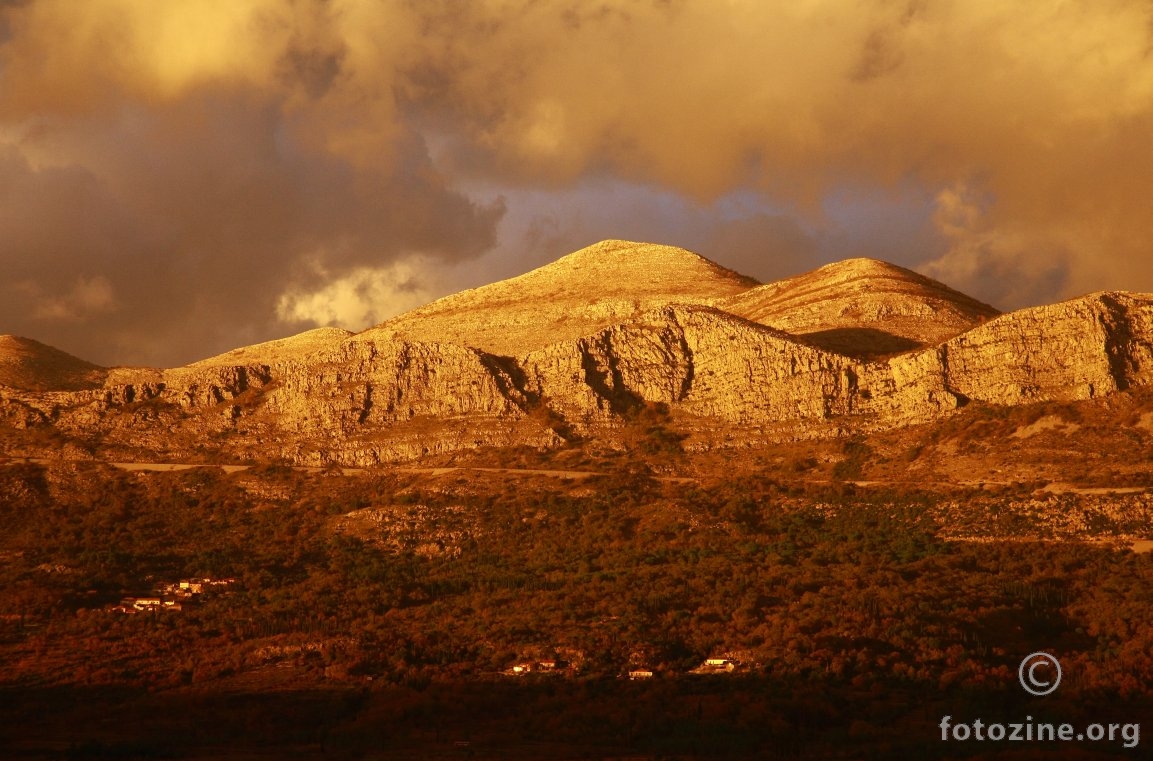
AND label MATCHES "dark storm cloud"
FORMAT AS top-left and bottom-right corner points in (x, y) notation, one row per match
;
(2, 0), (1153, 365)
(0, 86), (501, 366)
(0, 1), (502, 366)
